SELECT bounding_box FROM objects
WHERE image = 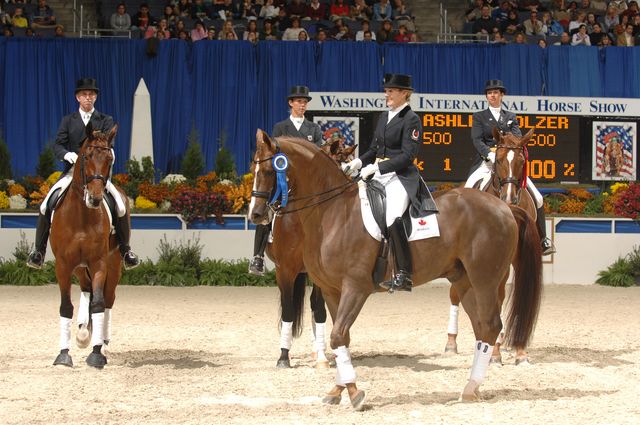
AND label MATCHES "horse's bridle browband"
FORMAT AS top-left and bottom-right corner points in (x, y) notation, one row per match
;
(80, 144), (113, 187)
